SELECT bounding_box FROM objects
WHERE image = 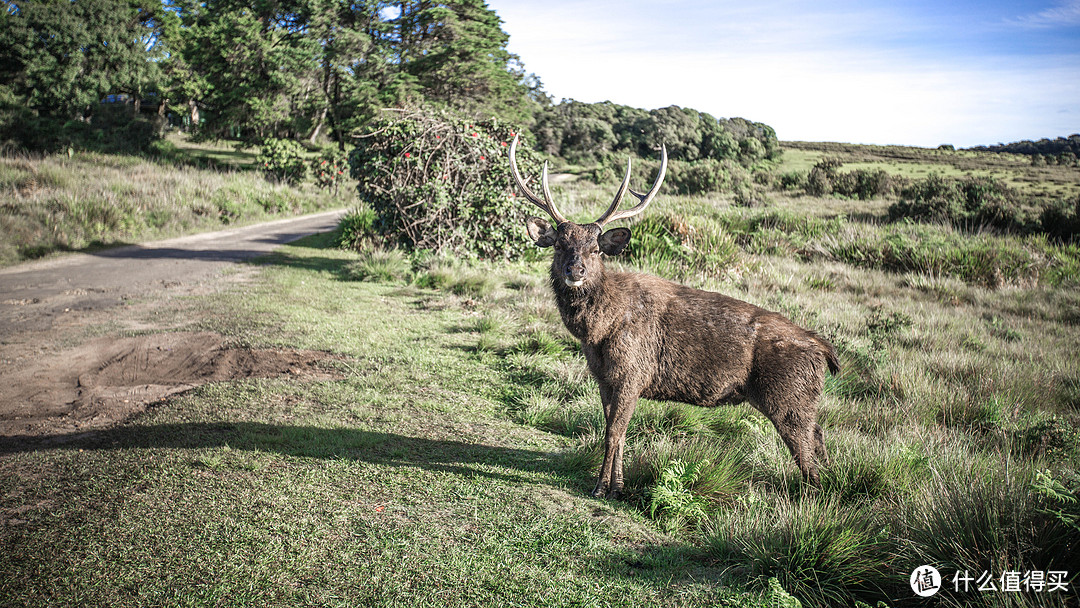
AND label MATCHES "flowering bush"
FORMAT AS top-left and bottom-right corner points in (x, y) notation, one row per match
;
(348, 107), (541, 259)
(310, 149), (349, 194)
